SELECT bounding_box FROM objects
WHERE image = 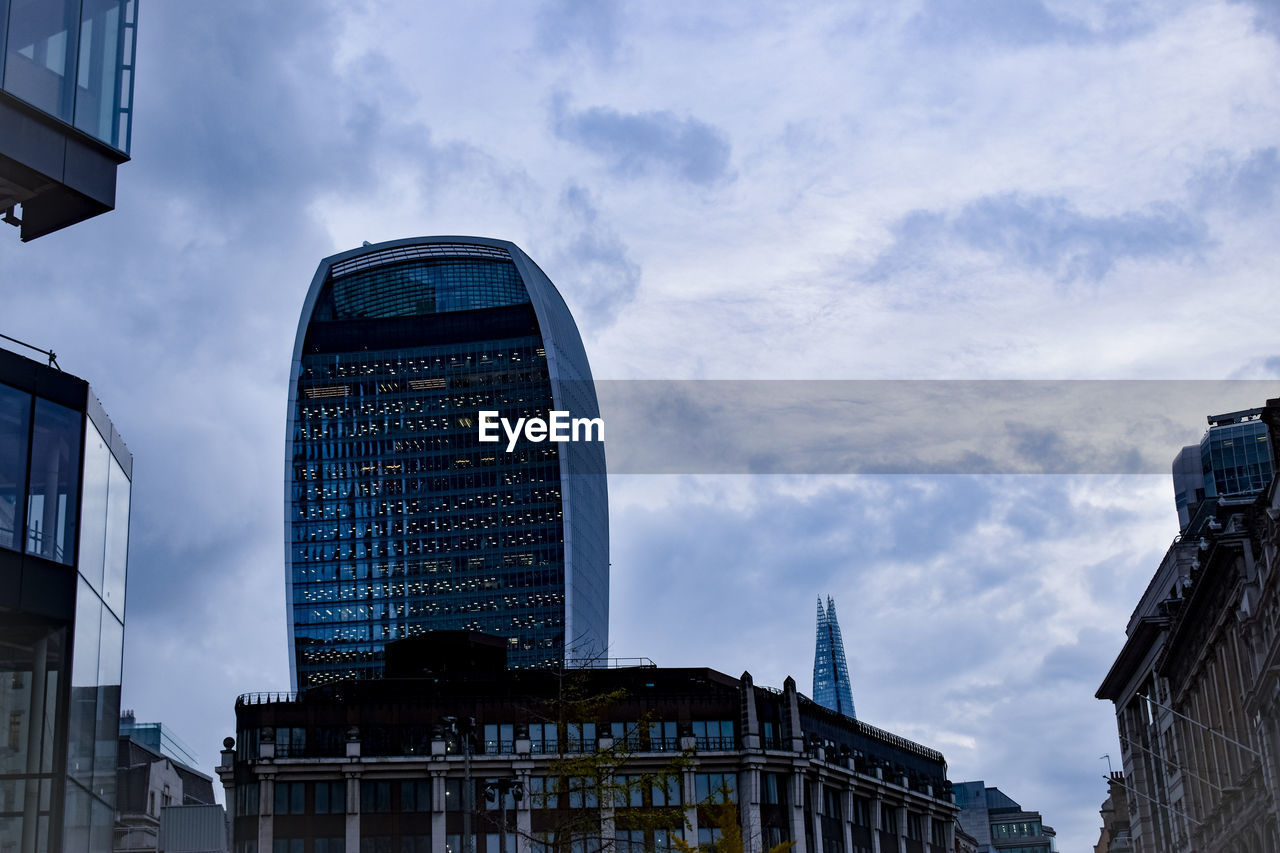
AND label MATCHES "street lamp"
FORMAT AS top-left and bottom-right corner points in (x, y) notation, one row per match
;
(484, 778), (524, 853)
(443, 717), (477, 853)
